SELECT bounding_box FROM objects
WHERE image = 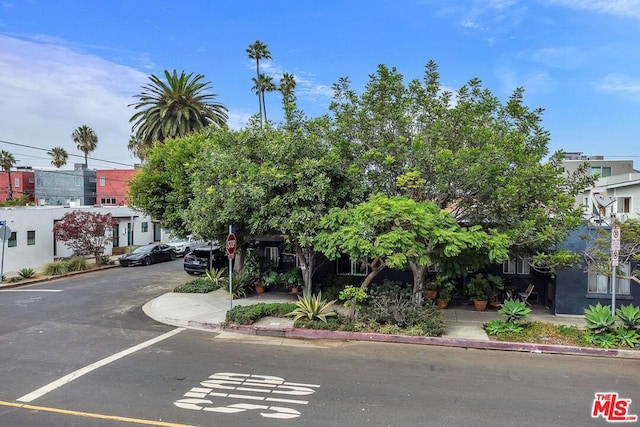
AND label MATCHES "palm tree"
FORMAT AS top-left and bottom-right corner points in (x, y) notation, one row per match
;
(0, 150), (17, 200)
(279, 72), (297, 123)
(72, 125), (98, 168)
(129, 70), (228, 153)
(251, 73), (277, 123)
(246, 40), (271, 125)
(47, 146), (68, 168)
